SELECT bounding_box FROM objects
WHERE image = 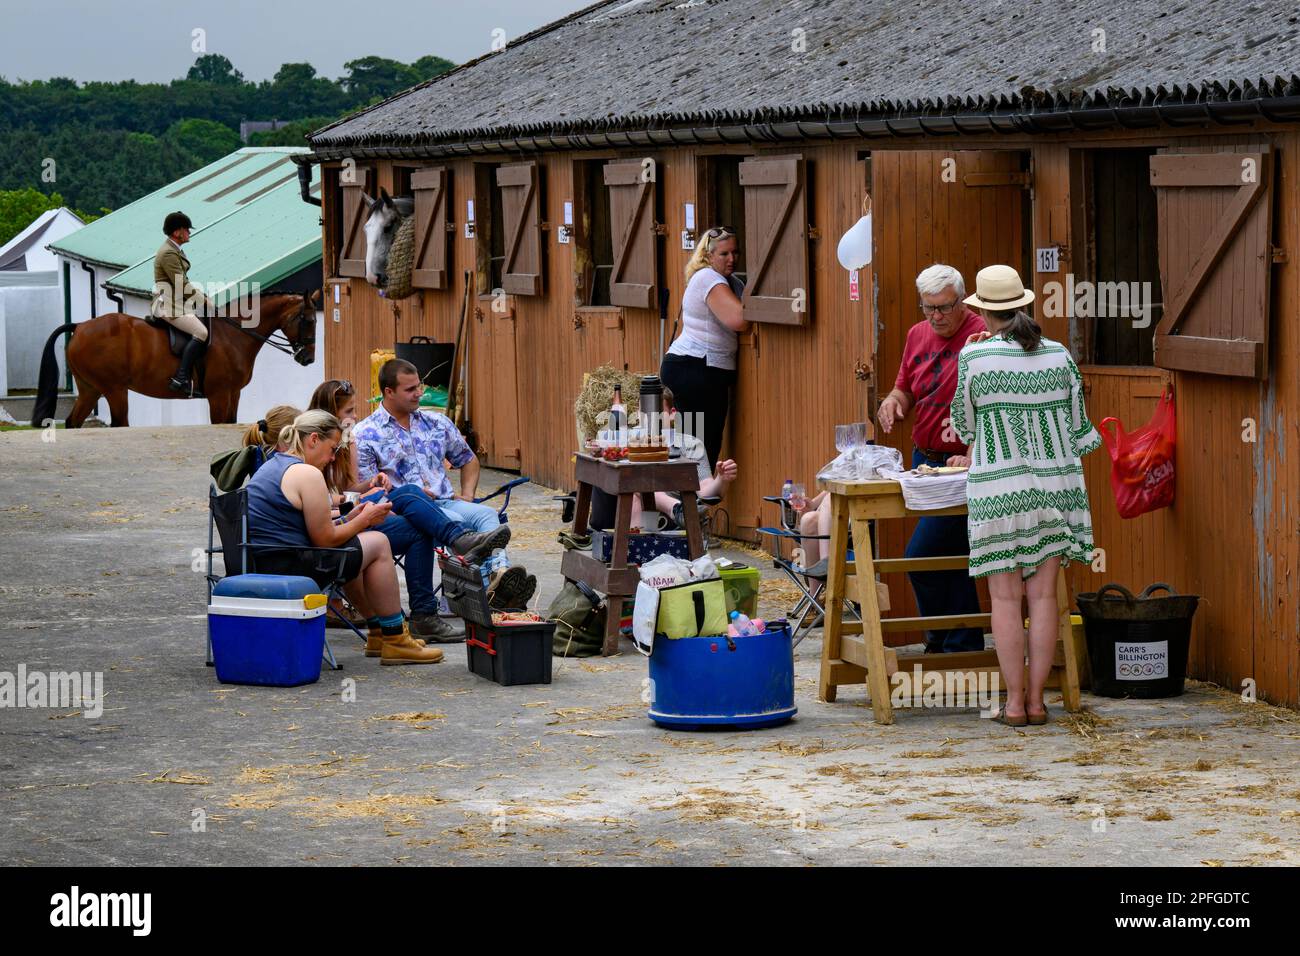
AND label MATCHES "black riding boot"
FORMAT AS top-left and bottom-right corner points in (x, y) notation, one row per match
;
(169, 337), (207, 398)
